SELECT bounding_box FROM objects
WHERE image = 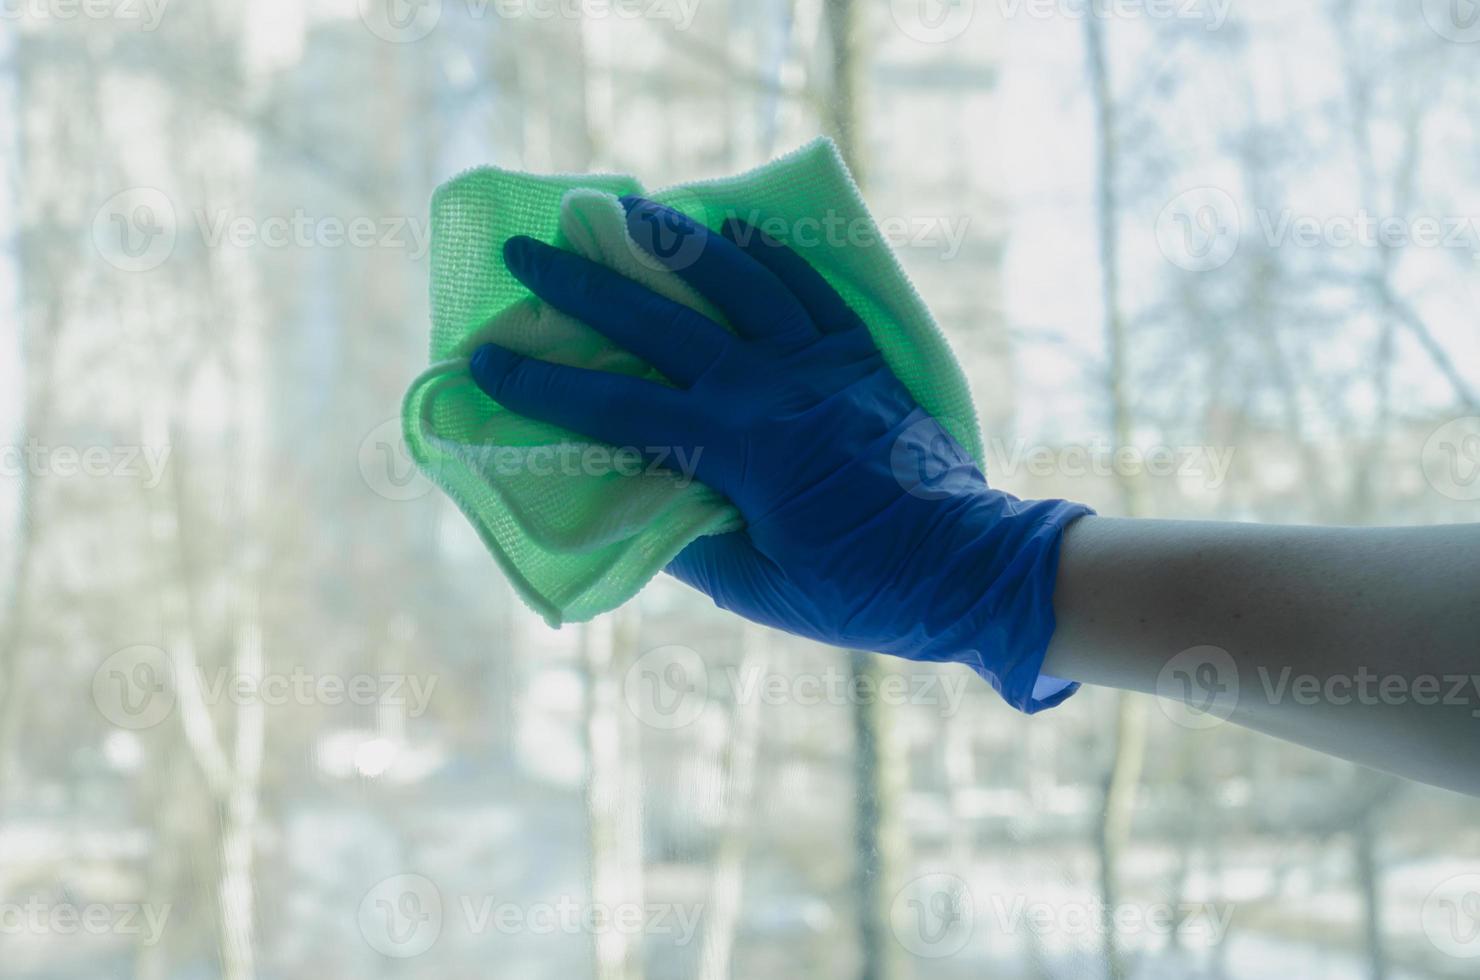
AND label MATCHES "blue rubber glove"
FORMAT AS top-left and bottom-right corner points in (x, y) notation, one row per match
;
(470, 196), (1093, 712)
